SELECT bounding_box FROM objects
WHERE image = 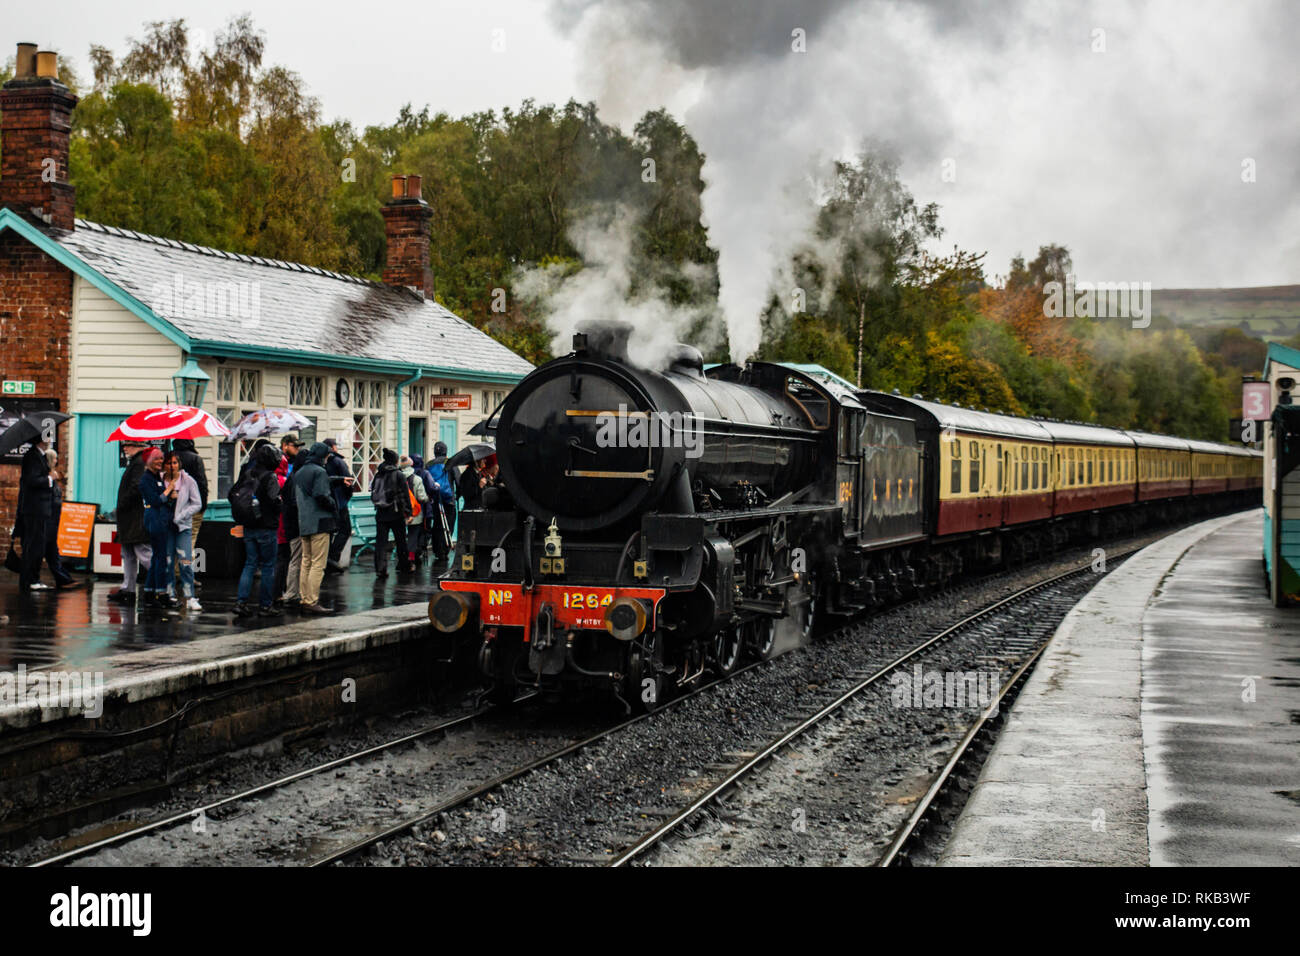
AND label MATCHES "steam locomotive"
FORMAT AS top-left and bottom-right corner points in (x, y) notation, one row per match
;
(428, 320), (1261, 709)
